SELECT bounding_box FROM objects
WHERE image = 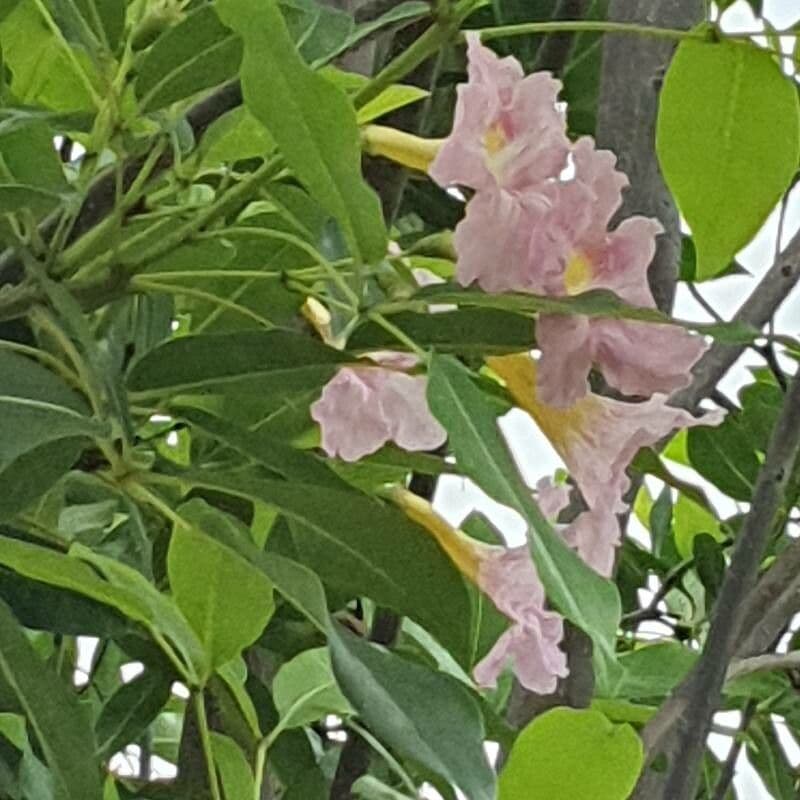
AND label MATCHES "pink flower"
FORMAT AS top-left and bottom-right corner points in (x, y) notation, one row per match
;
(311, 358), (445, 462)
(536, 477), (620, 578)
(528, 137), (707, 405)
(392, 488), (568, 694)
(488, 353), (724, 514)
(562, 503), (621, 578)
(429, 33), (569, 194)
(473, 545), (568, 693)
